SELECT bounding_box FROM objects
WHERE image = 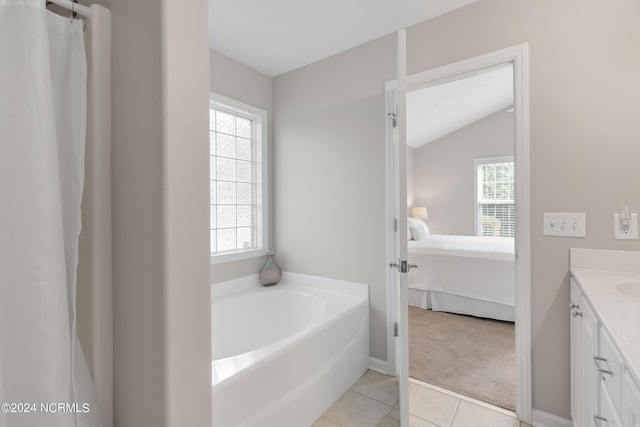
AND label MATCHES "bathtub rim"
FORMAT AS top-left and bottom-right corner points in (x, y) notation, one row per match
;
(210, 272), (370, 388)
(210, 272), (370, 427)
(211, 271), (369, 302)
